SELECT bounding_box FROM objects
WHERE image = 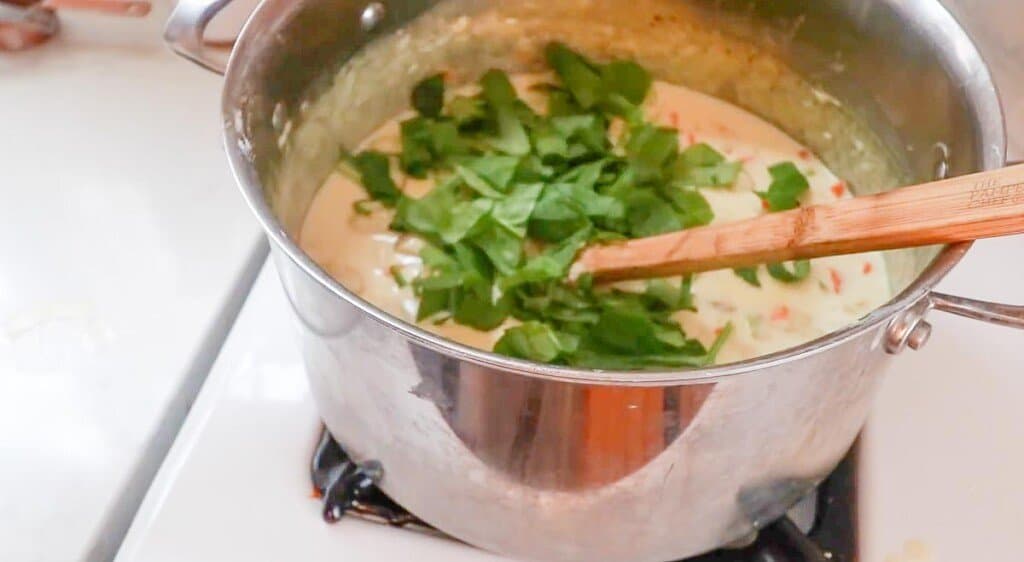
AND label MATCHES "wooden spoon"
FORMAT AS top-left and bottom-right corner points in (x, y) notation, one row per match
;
(574, 163), (1024, 282)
